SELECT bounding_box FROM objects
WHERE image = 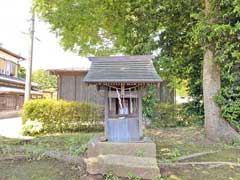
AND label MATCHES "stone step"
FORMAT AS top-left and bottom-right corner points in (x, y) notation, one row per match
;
(85, 154), (160, 180)
(87, 137), (156, 158)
